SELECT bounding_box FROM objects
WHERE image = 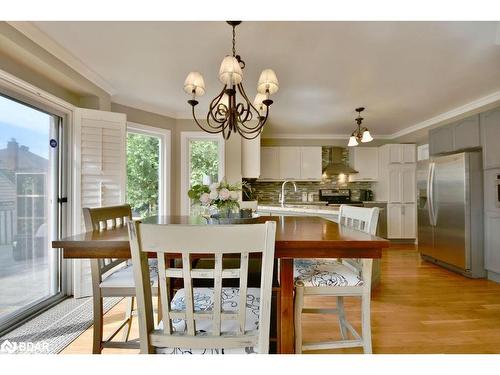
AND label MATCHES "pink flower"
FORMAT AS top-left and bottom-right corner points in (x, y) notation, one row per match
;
(218, 188), (230, 201)
(199, 193), (211, 205)
(209, 190), (218, 200)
